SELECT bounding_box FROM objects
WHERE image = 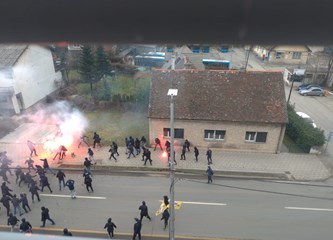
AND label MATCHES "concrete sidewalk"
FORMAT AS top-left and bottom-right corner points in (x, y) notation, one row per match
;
(54, 145), (331, 181)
